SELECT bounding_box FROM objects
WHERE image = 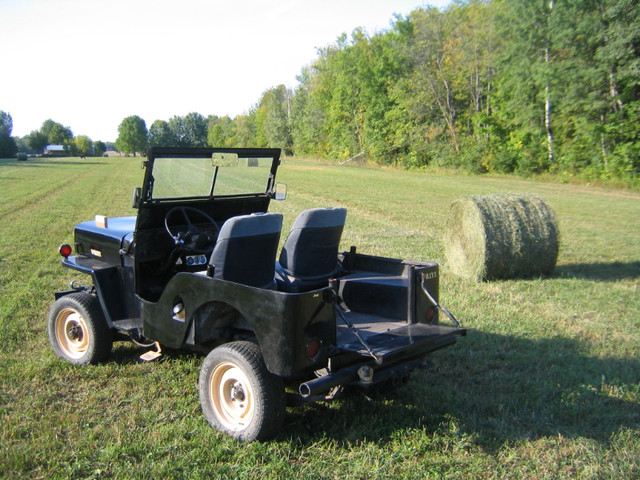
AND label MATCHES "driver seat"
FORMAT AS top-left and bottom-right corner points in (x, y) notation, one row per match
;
(208, 213), (283, 290)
